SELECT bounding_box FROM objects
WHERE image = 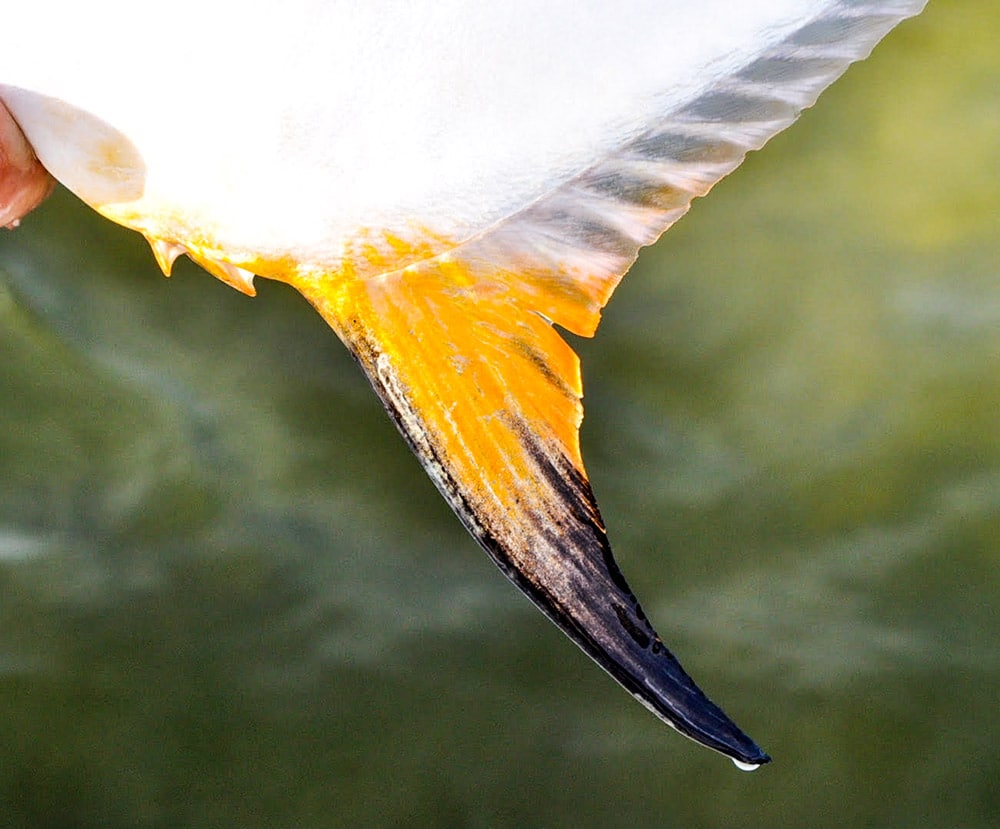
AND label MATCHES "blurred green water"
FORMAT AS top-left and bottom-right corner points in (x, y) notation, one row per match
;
(0, 3), (997, 826)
